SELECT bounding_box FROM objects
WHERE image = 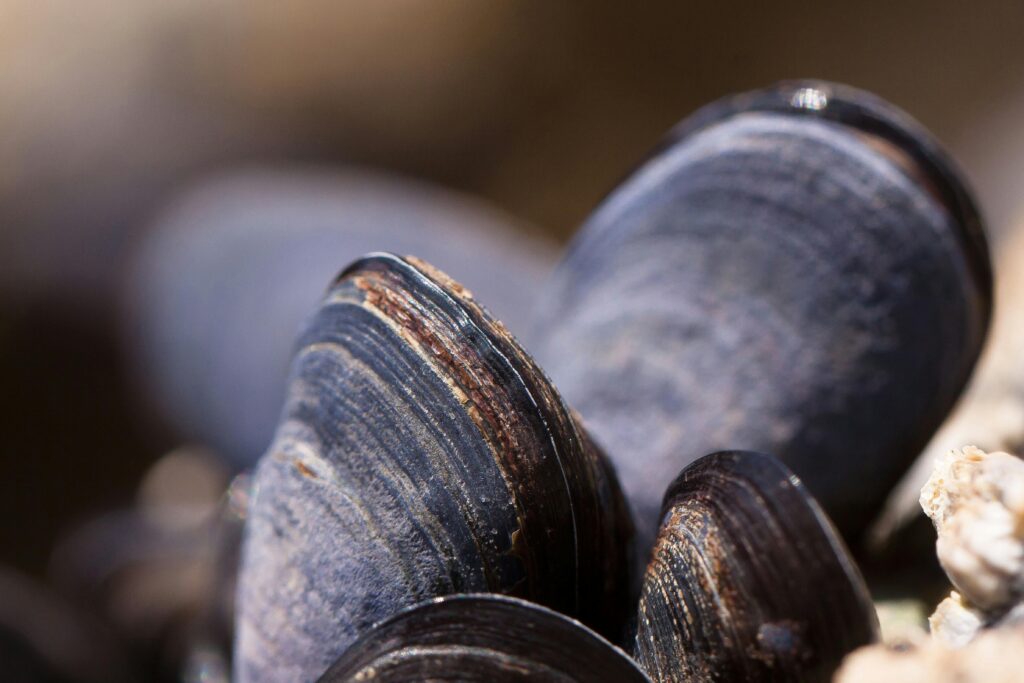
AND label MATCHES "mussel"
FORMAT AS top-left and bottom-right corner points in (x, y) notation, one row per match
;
(533, 80), (991, 548)
(634, 450), (878, 682)
(127, 168), (556, 469)
(235, 254), (633, 681)
(318, 594), (651, 682)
